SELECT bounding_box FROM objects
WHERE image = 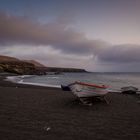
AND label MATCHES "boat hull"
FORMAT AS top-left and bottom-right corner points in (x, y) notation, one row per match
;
(61, 85), (71, 91)
(121, 86), (138, 94)
(69, 83), (108, 98)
